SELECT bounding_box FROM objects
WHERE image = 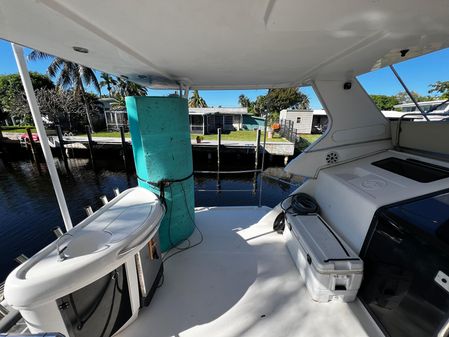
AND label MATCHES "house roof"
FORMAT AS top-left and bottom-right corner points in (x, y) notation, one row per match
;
(189, 107), (248, 115)
(98, 98), (119, 103)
